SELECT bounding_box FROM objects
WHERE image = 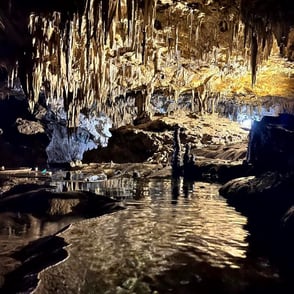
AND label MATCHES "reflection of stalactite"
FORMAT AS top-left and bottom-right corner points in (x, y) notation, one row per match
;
(183, 143), (195, 179)
(134, 179), (148, 200)
(183, 178), (193, 198)
(171, 177), (180, 204)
